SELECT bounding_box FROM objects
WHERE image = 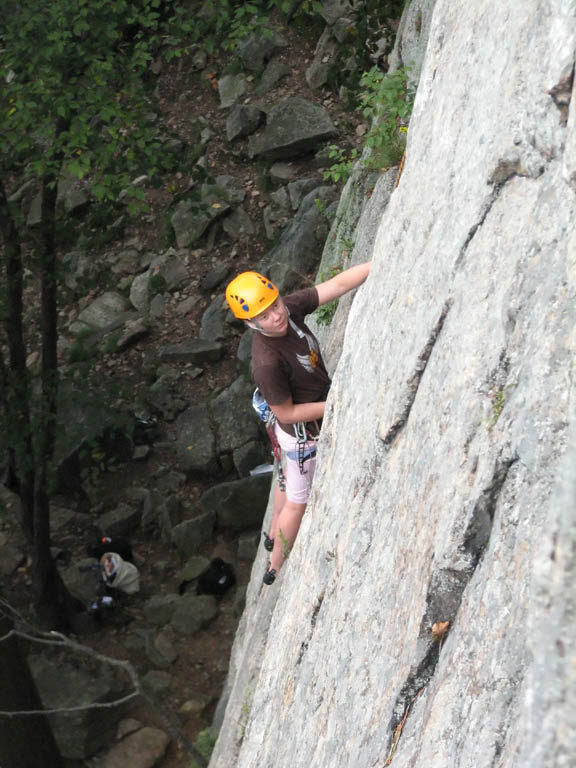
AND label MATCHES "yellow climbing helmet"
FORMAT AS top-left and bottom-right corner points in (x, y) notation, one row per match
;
(225, 271), (279, 319)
